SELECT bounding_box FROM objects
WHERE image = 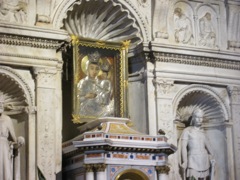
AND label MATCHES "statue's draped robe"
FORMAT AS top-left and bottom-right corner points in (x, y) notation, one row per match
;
(0, 114), (16, 180)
